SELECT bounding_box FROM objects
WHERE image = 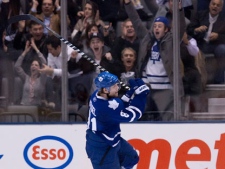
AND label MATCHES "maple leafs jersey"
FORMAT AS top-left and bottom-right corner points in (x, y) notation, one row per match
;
(87, 90), (147, 147)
